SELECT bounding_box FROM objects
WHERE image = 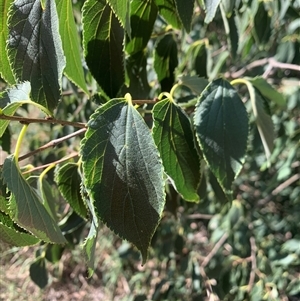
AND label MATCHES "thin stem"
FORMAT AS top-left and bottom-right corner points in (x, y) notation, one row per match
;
(22, 152), (79, 174)
(15, 128), (86, 165)
(14, 124), (29, 160)
(0, 114), (87, 128)
(201, 232), (229, 268)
